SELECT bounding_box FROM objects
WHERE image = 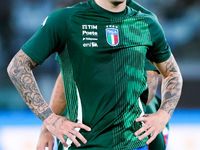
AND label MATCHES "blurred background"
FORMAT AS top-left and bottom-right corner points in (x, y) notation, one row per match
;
(0, 0), (200, 150)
